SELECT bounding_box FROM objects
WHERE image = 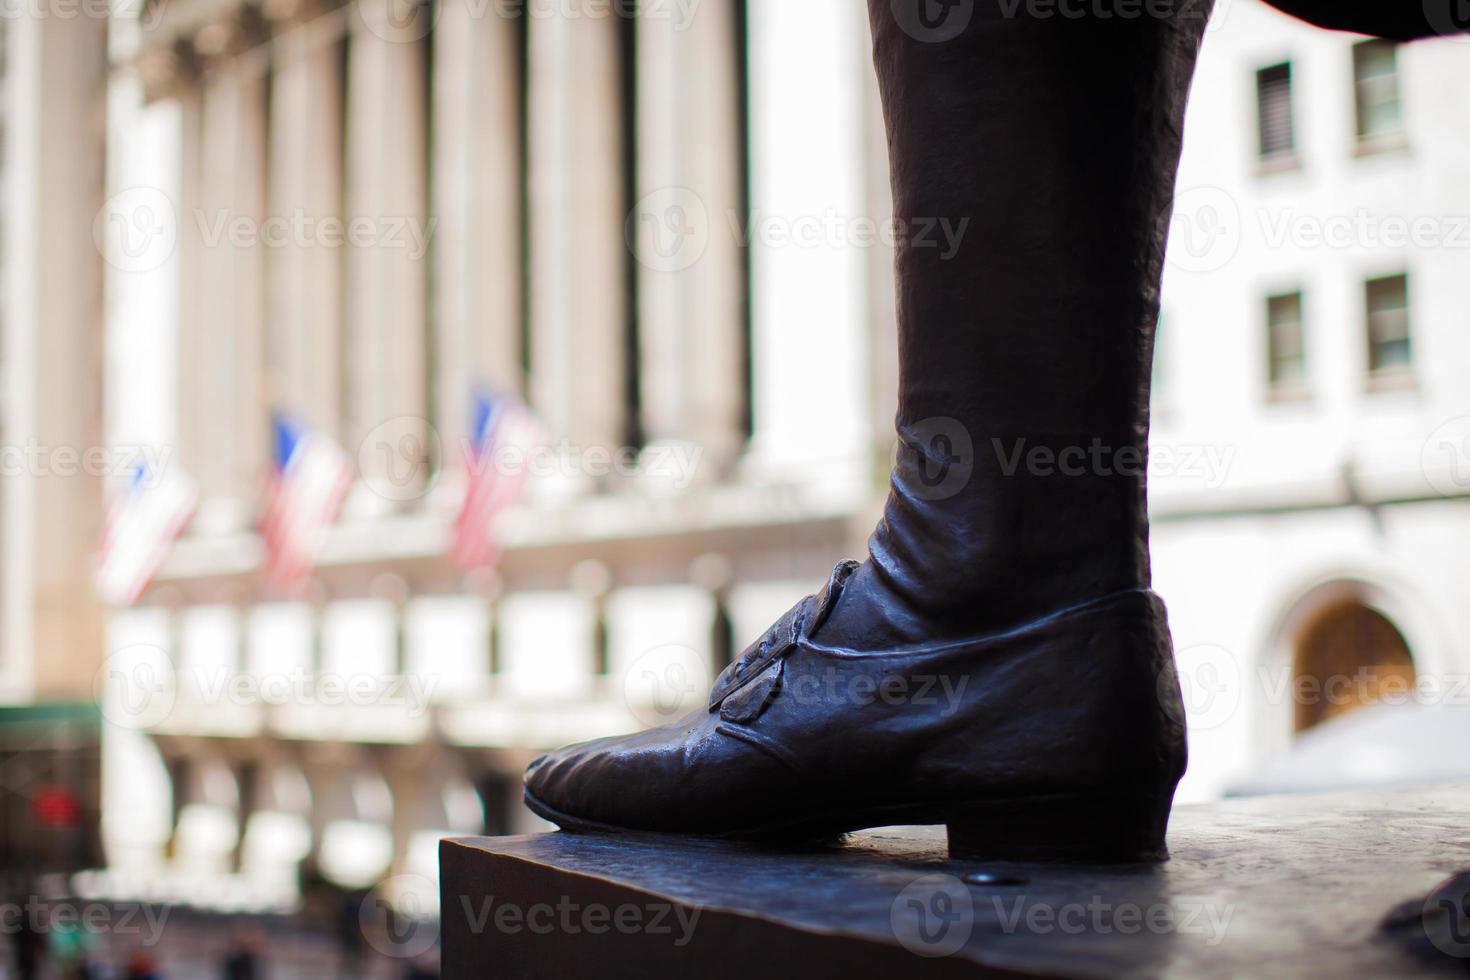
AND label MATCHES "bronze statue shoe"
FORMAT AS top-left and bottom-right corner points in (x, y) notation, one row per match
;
(524, 560), (1187, 864)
